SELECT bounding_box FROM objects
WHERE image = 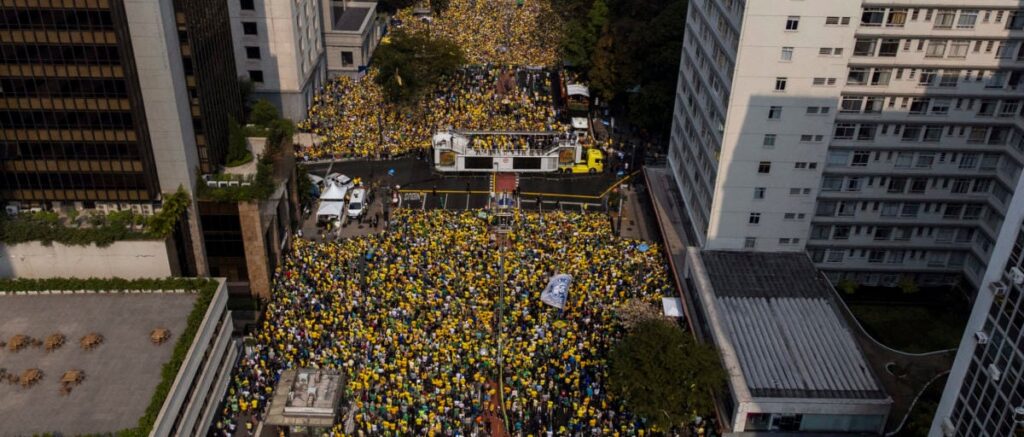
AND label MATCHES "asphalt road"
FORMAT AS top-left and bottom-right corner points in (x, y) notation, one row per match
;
(303, 158), (625, 198)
